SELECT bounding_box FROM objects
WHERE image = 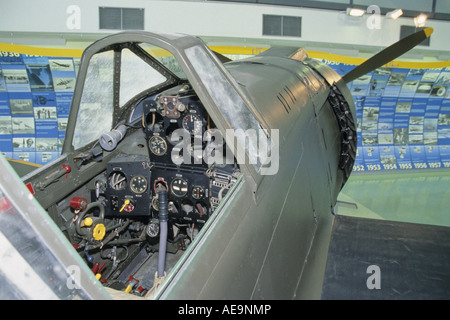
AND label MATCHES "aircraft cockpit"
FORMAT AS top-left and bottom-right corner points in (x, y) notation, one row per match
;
(24, 35), (248, 297)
